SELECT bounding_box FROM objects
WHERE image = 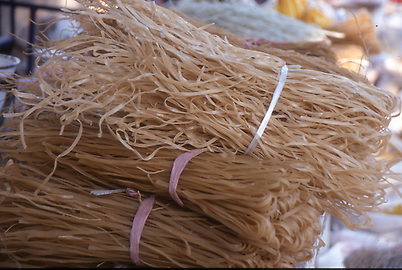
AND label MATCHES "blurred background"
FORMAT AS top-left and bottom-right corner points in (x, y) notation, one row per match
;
(1, 0), (402, 268)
